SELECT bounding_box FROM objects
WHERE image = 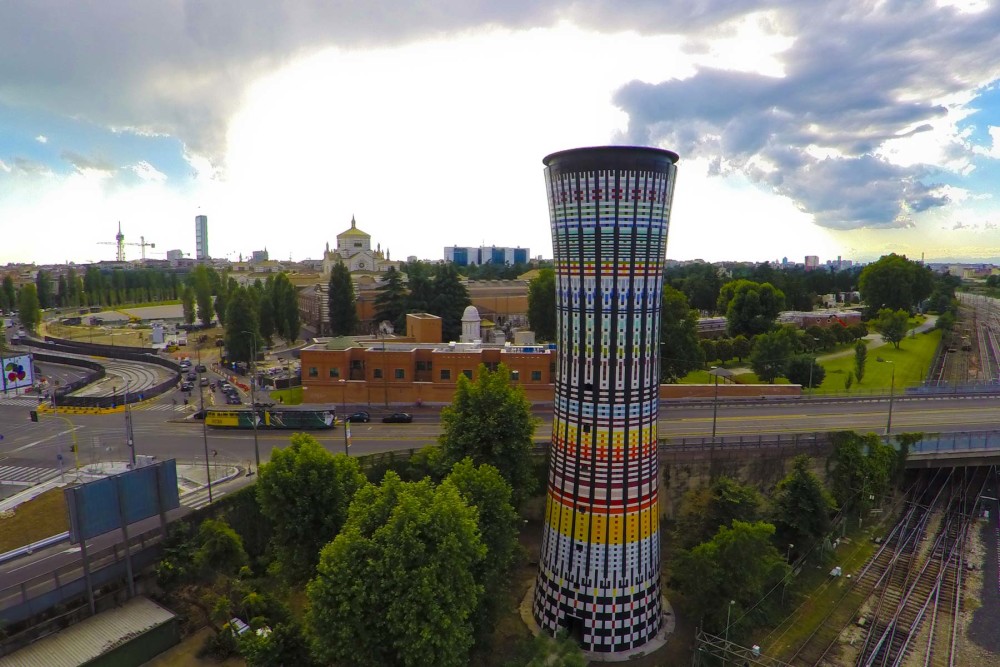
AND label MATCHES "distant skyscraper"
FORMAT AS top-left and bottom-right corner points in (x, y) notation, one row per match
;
(195, 215), (209, 260)
(804, 255), (819, 271)
(533, 146), (679, 653)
